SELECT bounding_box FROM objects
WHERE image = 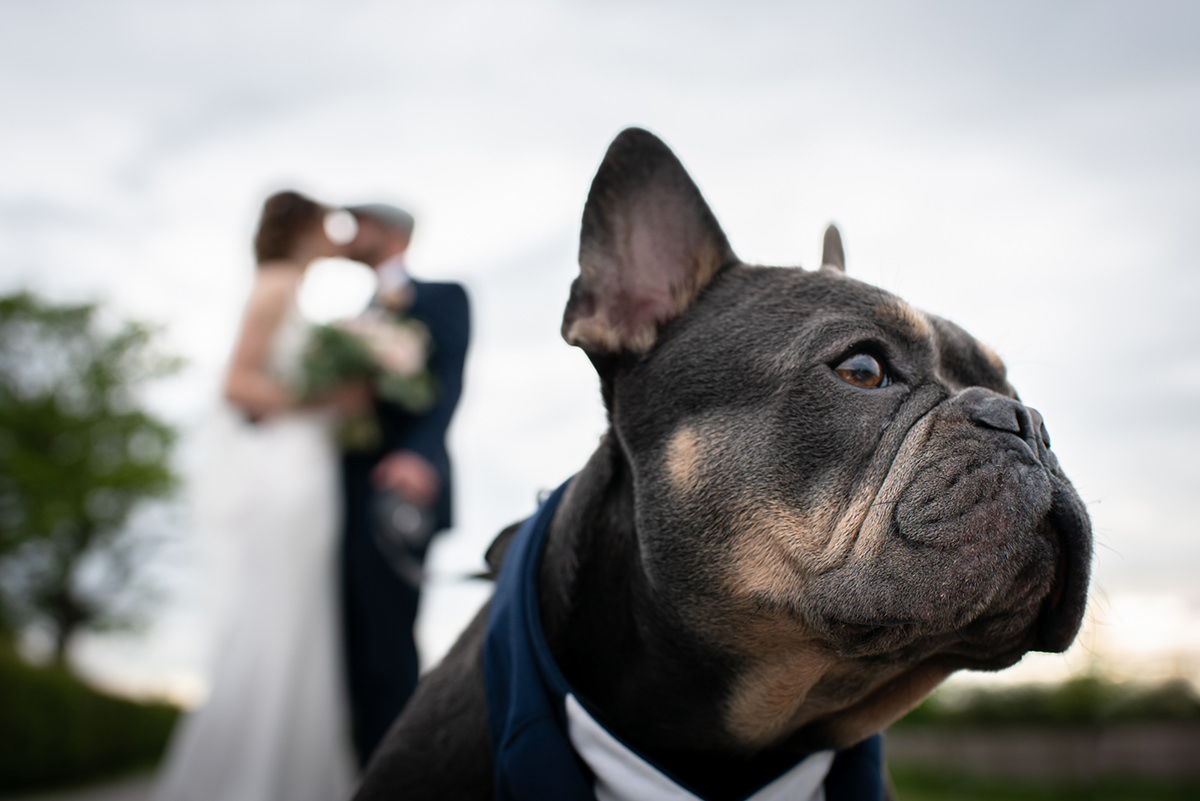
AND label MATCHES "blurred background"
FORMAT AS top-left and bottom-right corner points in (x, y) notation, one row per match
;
(2, 1), (1198, 798)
